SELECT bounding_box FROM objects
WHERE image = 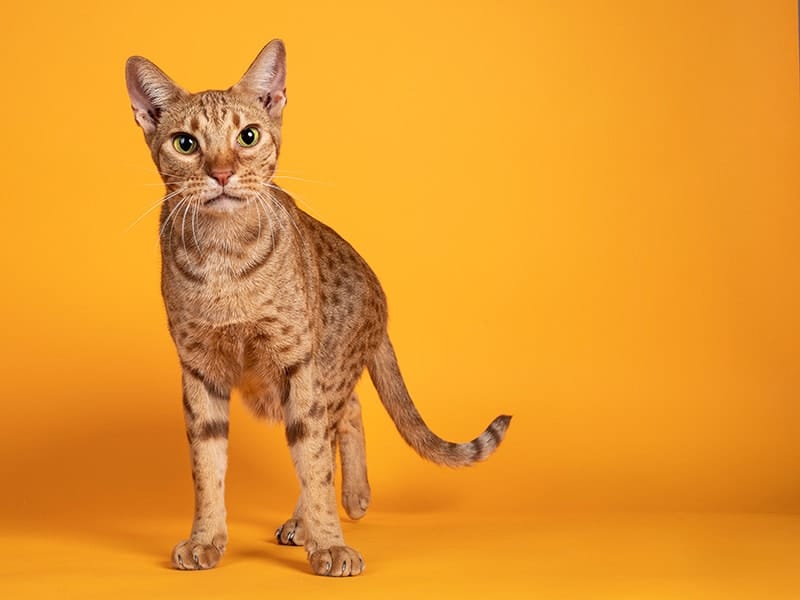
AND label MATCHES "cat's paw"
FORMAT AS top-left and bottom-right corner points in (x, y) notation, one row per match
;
(308, 545), (365, 577)
(171, 538), (225, 570)
(275, 518), (306, 546)
(342, 486), (370, 520)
